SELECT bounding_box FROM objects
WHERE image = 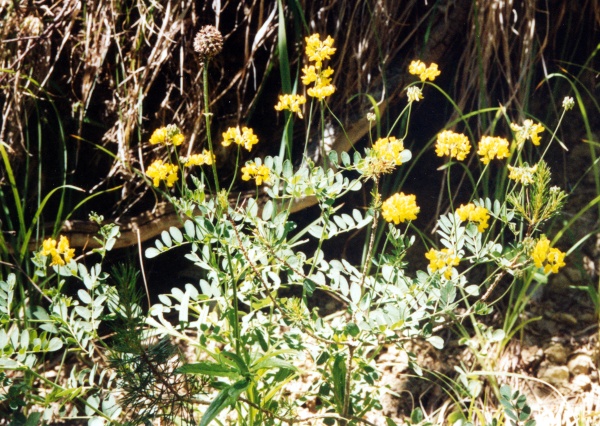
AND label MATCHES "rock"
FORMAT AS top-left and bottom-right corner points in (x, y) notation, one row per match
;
(579, 313), (597, 323)
(540, 365), (570, 387)
(546, 273), (571, 295)
(544, 343), (568, 364)
(571, 374), (592, 392)
(550, 312), (578, 326)
(568, 353), (594, 376)
(563, 266), (583, 283)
